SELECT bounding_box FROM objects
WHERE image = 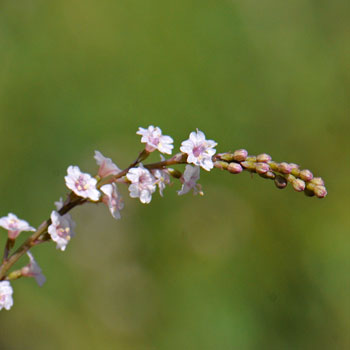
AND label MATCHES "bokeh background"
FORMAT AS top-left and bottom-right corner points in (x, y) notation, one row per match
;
(0, 0), (349, 349)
